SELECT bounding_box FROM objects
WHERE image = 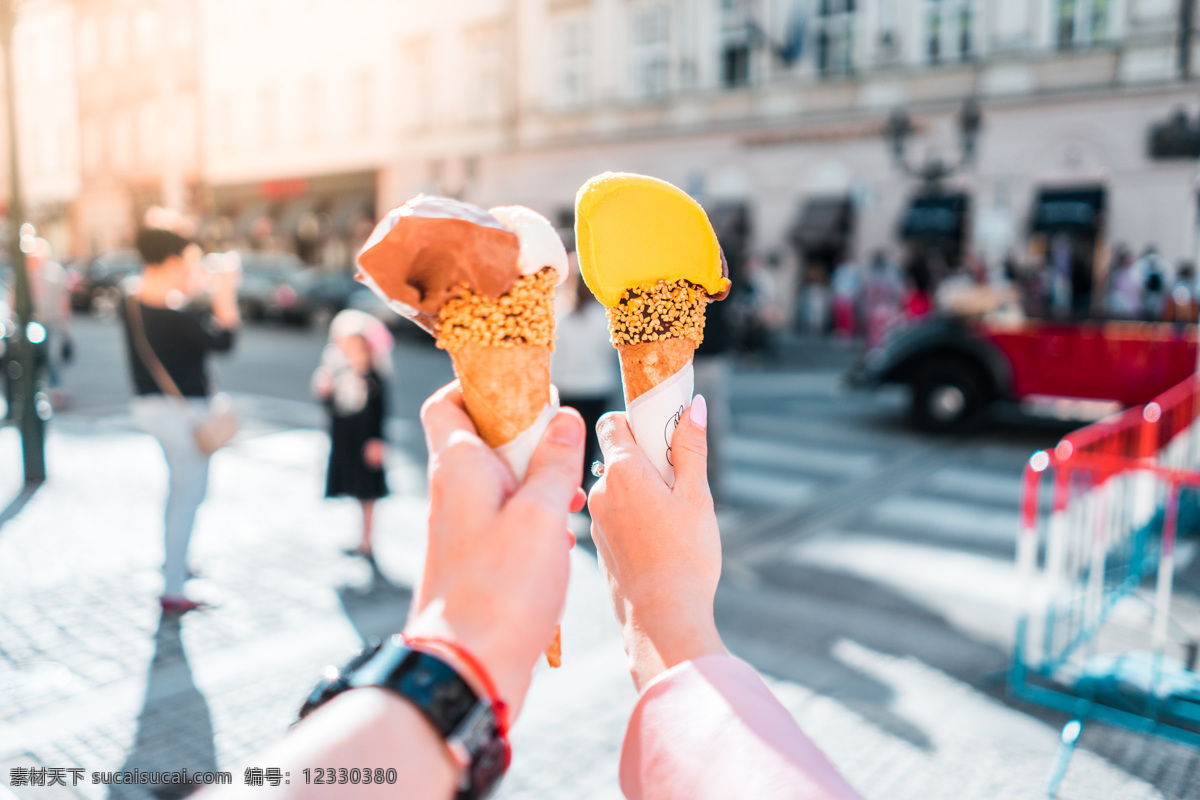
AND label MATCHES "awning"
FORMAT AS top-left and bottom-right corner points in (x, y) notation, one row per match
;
(707, 202), (752, 262)
(900, 193), (969, 241)
(1030, 186), (1105, 234)
(790, 196), (853, 250)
